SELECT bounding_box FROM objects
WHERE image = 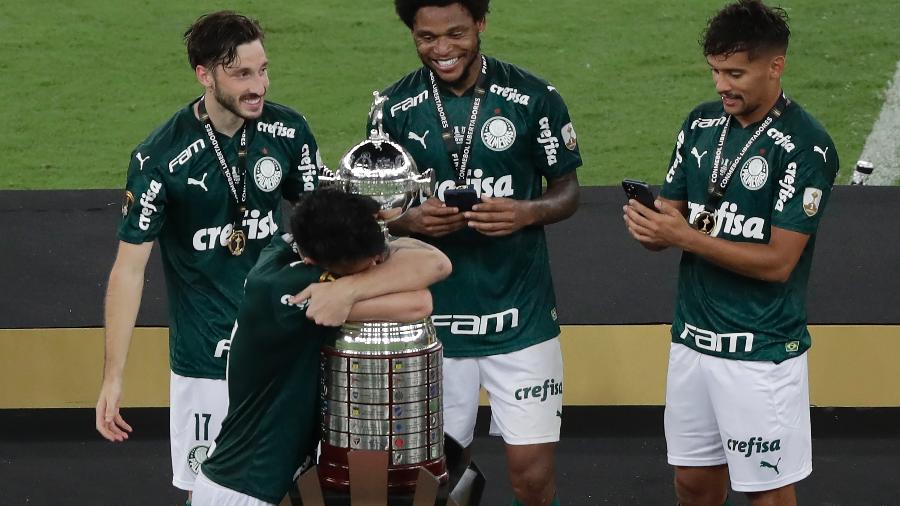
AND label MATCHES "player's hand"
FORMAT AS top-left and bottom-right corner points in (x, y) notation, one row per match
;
(403, 197), (467, 237)
(290, 279), (359, 327)
(623, 198), (689, 249)
(464, 197), (535, 237)
(95, 378), (133, 442)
